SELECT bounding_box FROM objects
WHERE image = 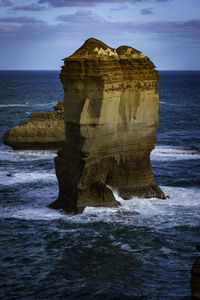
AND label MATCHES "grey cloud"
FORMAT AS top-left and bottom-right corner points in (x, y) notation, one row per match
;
(54, 10), (200, 41)
(0, 0), (13, 6)
(110, 6), (128, 11)
(140, 8), (153, 15)
(39, 0), (140, 7)
(13, 4), (46, 11)
(55, 10), (104, 23)
(124, 19), (200, 38)
(0, 17), (44, 23)
(38, 0), (172, 7)
(1, 13), (199, 45)
(39, 0), (95, 7)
